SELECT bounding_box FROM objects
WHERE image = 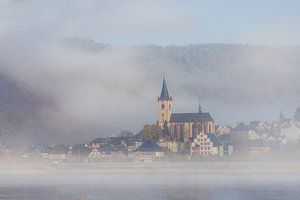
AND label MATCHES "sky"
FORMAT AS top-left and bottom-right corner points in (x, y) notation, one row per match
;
(0, 0), (300, 46)
(0, 0), (300, 141)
